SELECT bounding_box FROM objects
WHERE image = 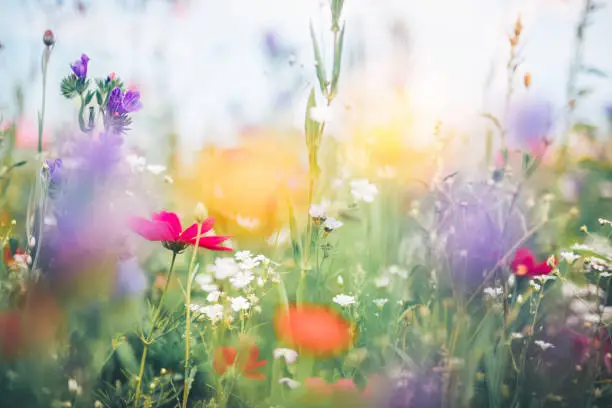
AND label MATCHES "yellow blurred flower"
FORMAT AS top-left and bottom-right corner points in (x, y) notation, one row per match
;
(174, 130), (308, 246)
